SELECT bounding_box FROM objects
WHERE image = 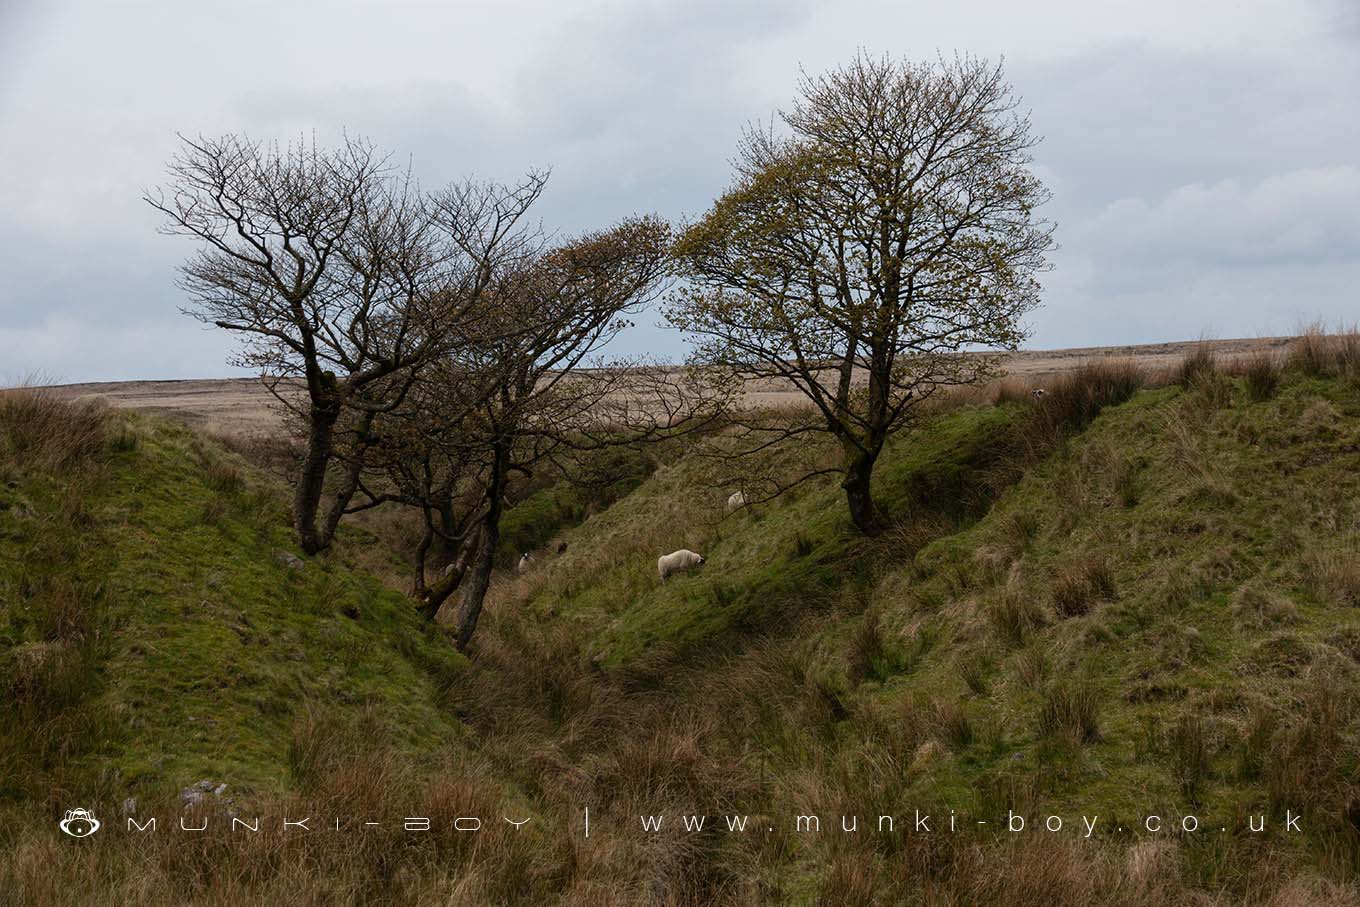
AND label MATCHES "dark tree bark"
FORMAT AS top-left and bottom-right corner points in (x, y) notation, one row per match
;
(454, 442), (508, 650)
(841, 446), (880, 535)
(435, 499), (460, 563)
(294, 389), (342, 554)
(419, 522), (482, 620)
